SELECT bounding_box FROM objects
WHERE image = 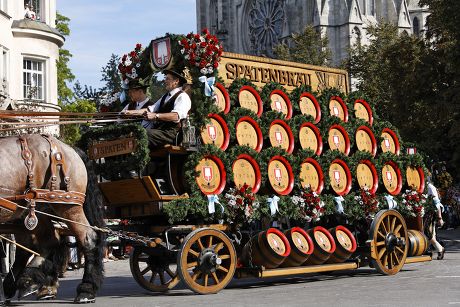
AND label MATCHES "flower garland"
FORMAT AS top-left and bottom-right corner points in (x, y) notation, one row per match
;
(222, 183), (259, 227)
(398, 188), (427, 217)
(350, 187), (379, 219)
(179, 28), (223, 76)
(98, 92), (123, 113)
(118, 43), (144, 85)
(291, 186), (325, 222)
